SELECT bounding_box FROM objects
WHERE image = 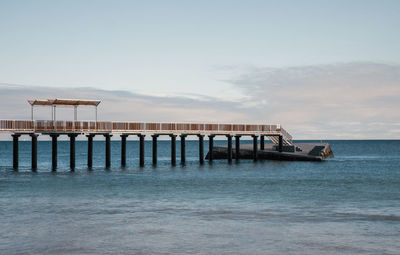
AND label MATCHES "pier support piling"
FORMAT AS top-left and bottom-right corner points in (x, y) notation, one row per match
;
(260, 135), (265, 150)
(226, 135), (233, 163)
(30, 134), (38, 171)
(138, 134), (145, 167)
(252, 135), (258, 161)
(208, 135), (215, 162)
(12, 134), (20, 170)
(121, 134), (128, 167)
(278, 135), (283, 152)
(104, 134), (112, 168)
(235, 135), (241, 160)
(50, 134), (59, 171)
(152, 135), (158, 165)
(198, 135), (204, 164)
(86, 134), (94, 168)
(170, 134), (177, 166)
(180, 134), (187, 164)
(68, 134), (78, 170)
